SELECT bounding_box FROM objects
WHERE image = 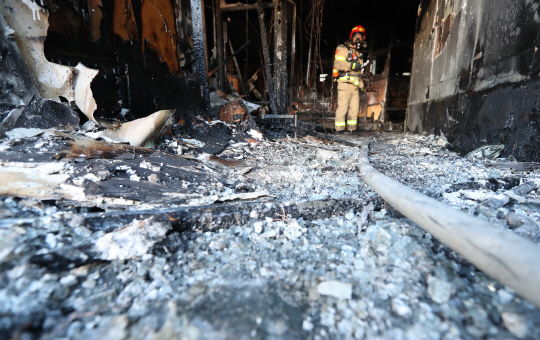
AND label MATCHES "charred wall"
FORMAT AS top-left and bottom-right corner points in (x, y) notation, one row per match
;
(46, 0), (202, 122)
(407, 0), (540, 161)
(1, 0), (204, 125)
(0, 10), (38, 113)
